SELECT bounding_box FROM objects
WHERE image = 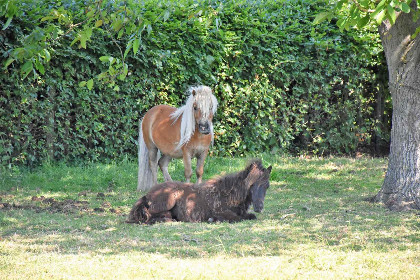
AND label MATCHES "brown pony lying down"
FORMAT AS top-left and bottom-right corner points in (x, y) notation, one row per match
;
(127, 160), (272, 224)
